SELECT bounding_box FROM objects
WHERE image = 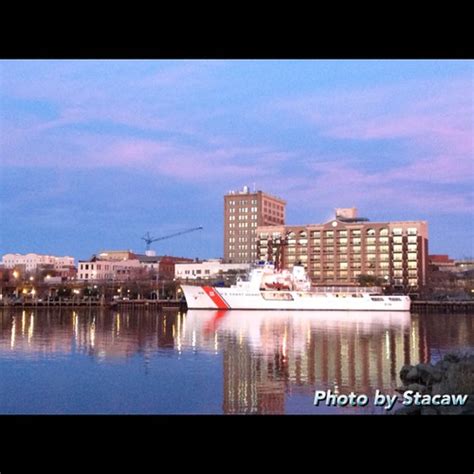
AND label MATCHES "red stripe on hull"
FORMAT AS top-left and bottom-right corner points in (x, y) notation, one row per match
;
(202, 286), (229, 309)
